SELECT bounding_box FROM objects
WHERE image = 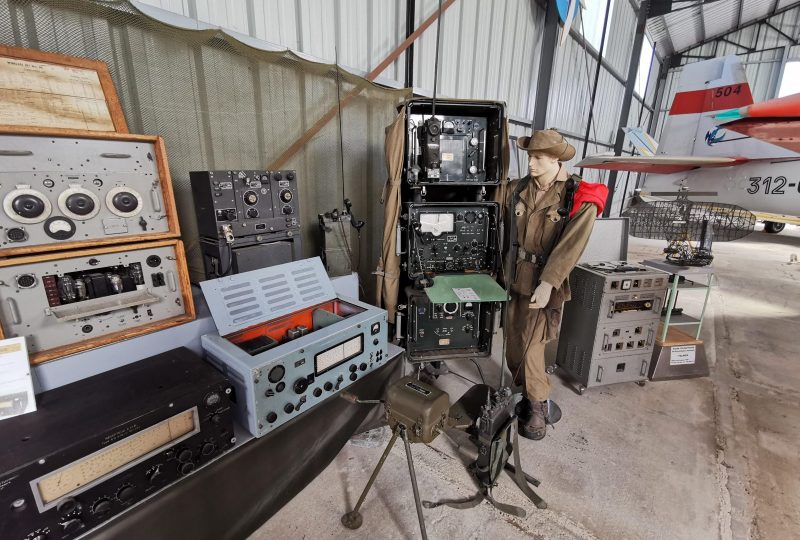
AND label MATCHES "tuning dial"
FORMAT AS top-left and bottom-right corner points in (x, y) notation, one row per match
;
(246, 208), (259, 218)
(293, 377), (308, 394)
(60, 518), (83, 534)
(12, 194), (46, 219)
(279, 189), (293, 203)
(106, 187), (142, 217)
(243, 191), (258, 205)
(56, 497), (81, 515)
(272, 171), (283, 181)
(180, 462), (195, 475)
(91, 497), (112, 516)
(177, 449), (192, 463)
(469, 165), (478, 174)
(116, 485), (135, 503)
(282, 205), (294, 215)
